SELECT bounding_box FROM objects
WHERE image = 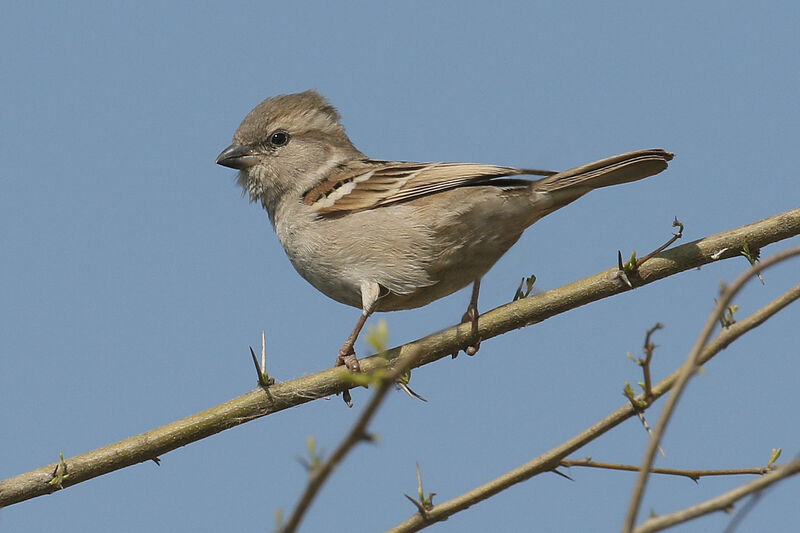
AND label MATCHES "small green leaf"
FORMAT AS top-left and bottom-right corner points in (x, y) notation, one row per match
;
(741, 242), (761, 264)
(741, 243), (765, 284)
(768, 448), (782, 467)
(306, 436), (316, 456)
(720, 304), (739, 328)
(623, 251), (638, 274)
(301, 435), (324, 472)
(623, 381), (636, 400)
(48, 452), (70, 487)
(513, 274), (537, 301)
(365, 319), (390, 354)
